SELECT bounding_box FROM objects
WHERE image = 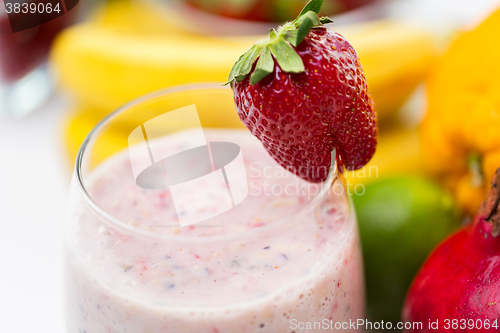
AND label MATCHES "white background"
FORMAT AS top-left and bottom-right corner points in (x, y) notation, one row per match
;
(0, 97), (69, 333)
(1, 0), (499, 332)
